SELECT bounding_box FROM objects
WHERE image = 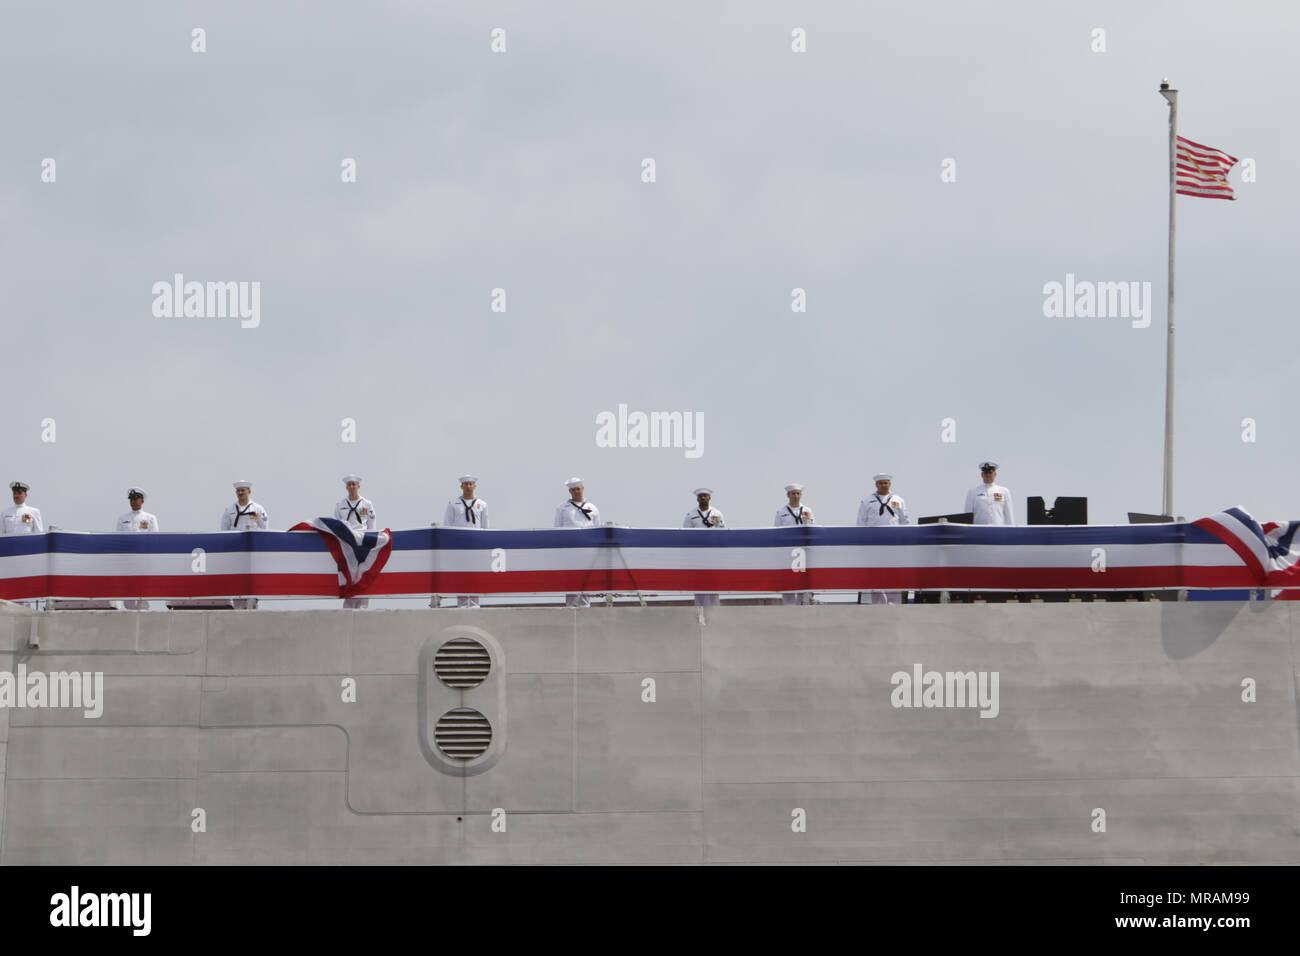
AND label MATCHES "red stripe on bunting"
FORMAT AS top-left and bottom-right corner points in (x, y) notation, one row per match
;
(0, 564), (1267, 601)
